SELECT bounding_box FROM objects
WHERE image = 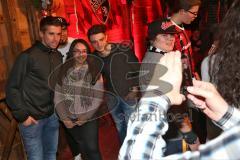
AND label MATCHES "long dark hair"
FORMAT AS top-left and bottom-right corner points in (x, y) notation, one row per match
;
(58, 39), (102, 86)
(209, 0), (240, 107)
